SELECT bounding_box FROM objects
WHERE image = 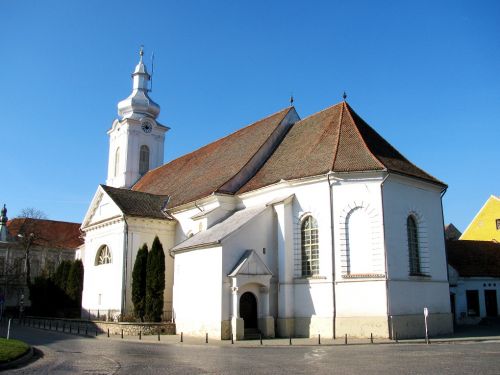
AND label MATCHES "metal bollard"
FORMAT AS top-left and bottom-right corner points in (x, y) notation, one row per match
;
(260, 333), (263, 345)
(395, 332), (398, 343)
(95, 328), (98, 337)
(370, 333), (373, 344)
(205, 333), (208, 344)
(121, 329), (124, 339)
(318, 334), (321, 345)
(344, 334), (347, 345)
(139, 331), (142, 340)
(85, 326), (88, 336)
(107, 328), (110, 338)
(78, 325), (80, 335)
(180, 332), (183, 342)
(158, 328), (160, 341)
(231, 333), (234, 344)
(289, 336), (292, 345)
